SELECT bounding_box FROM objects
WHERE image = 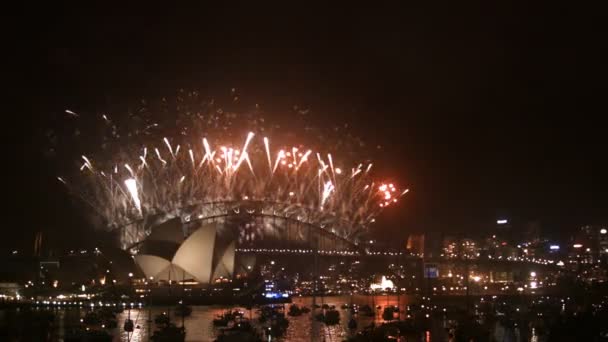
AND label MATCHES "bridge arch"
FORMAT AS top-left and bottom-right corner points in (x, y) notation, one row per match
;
(119, 200), (361, 253)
